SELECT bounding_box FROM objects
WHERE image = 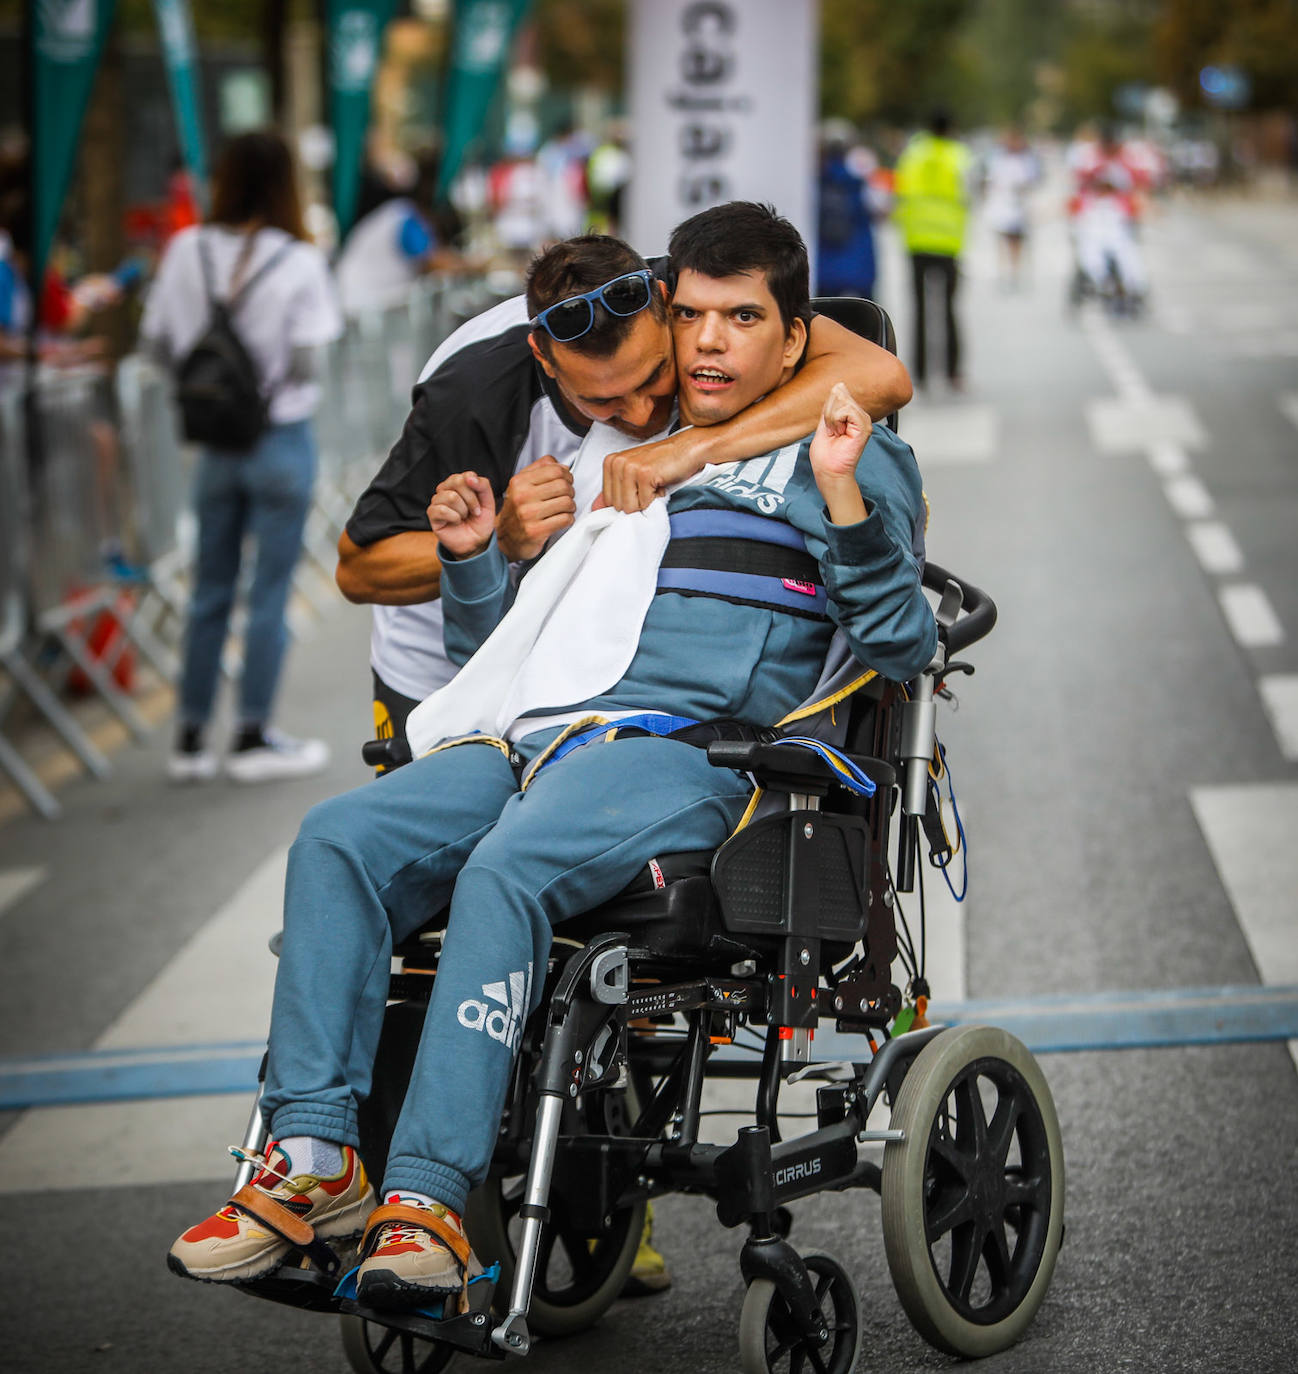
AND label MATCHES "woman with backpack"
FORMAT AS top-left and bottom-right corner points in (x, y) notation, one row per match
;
(139, 130), (342, 783)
